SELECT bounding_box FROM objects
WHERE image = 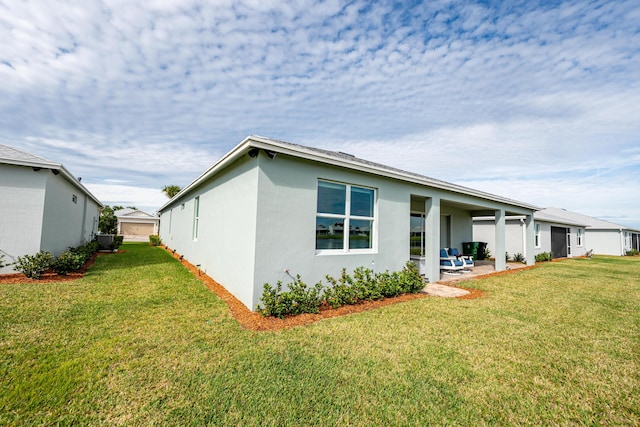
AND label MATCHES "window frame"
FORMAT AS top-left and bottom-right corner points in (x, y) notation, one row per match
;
(193, 196), (200, 241)
(576, 228), (583, 247)
(534, 223), (541, 248)
(315, 179), (377, 255)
